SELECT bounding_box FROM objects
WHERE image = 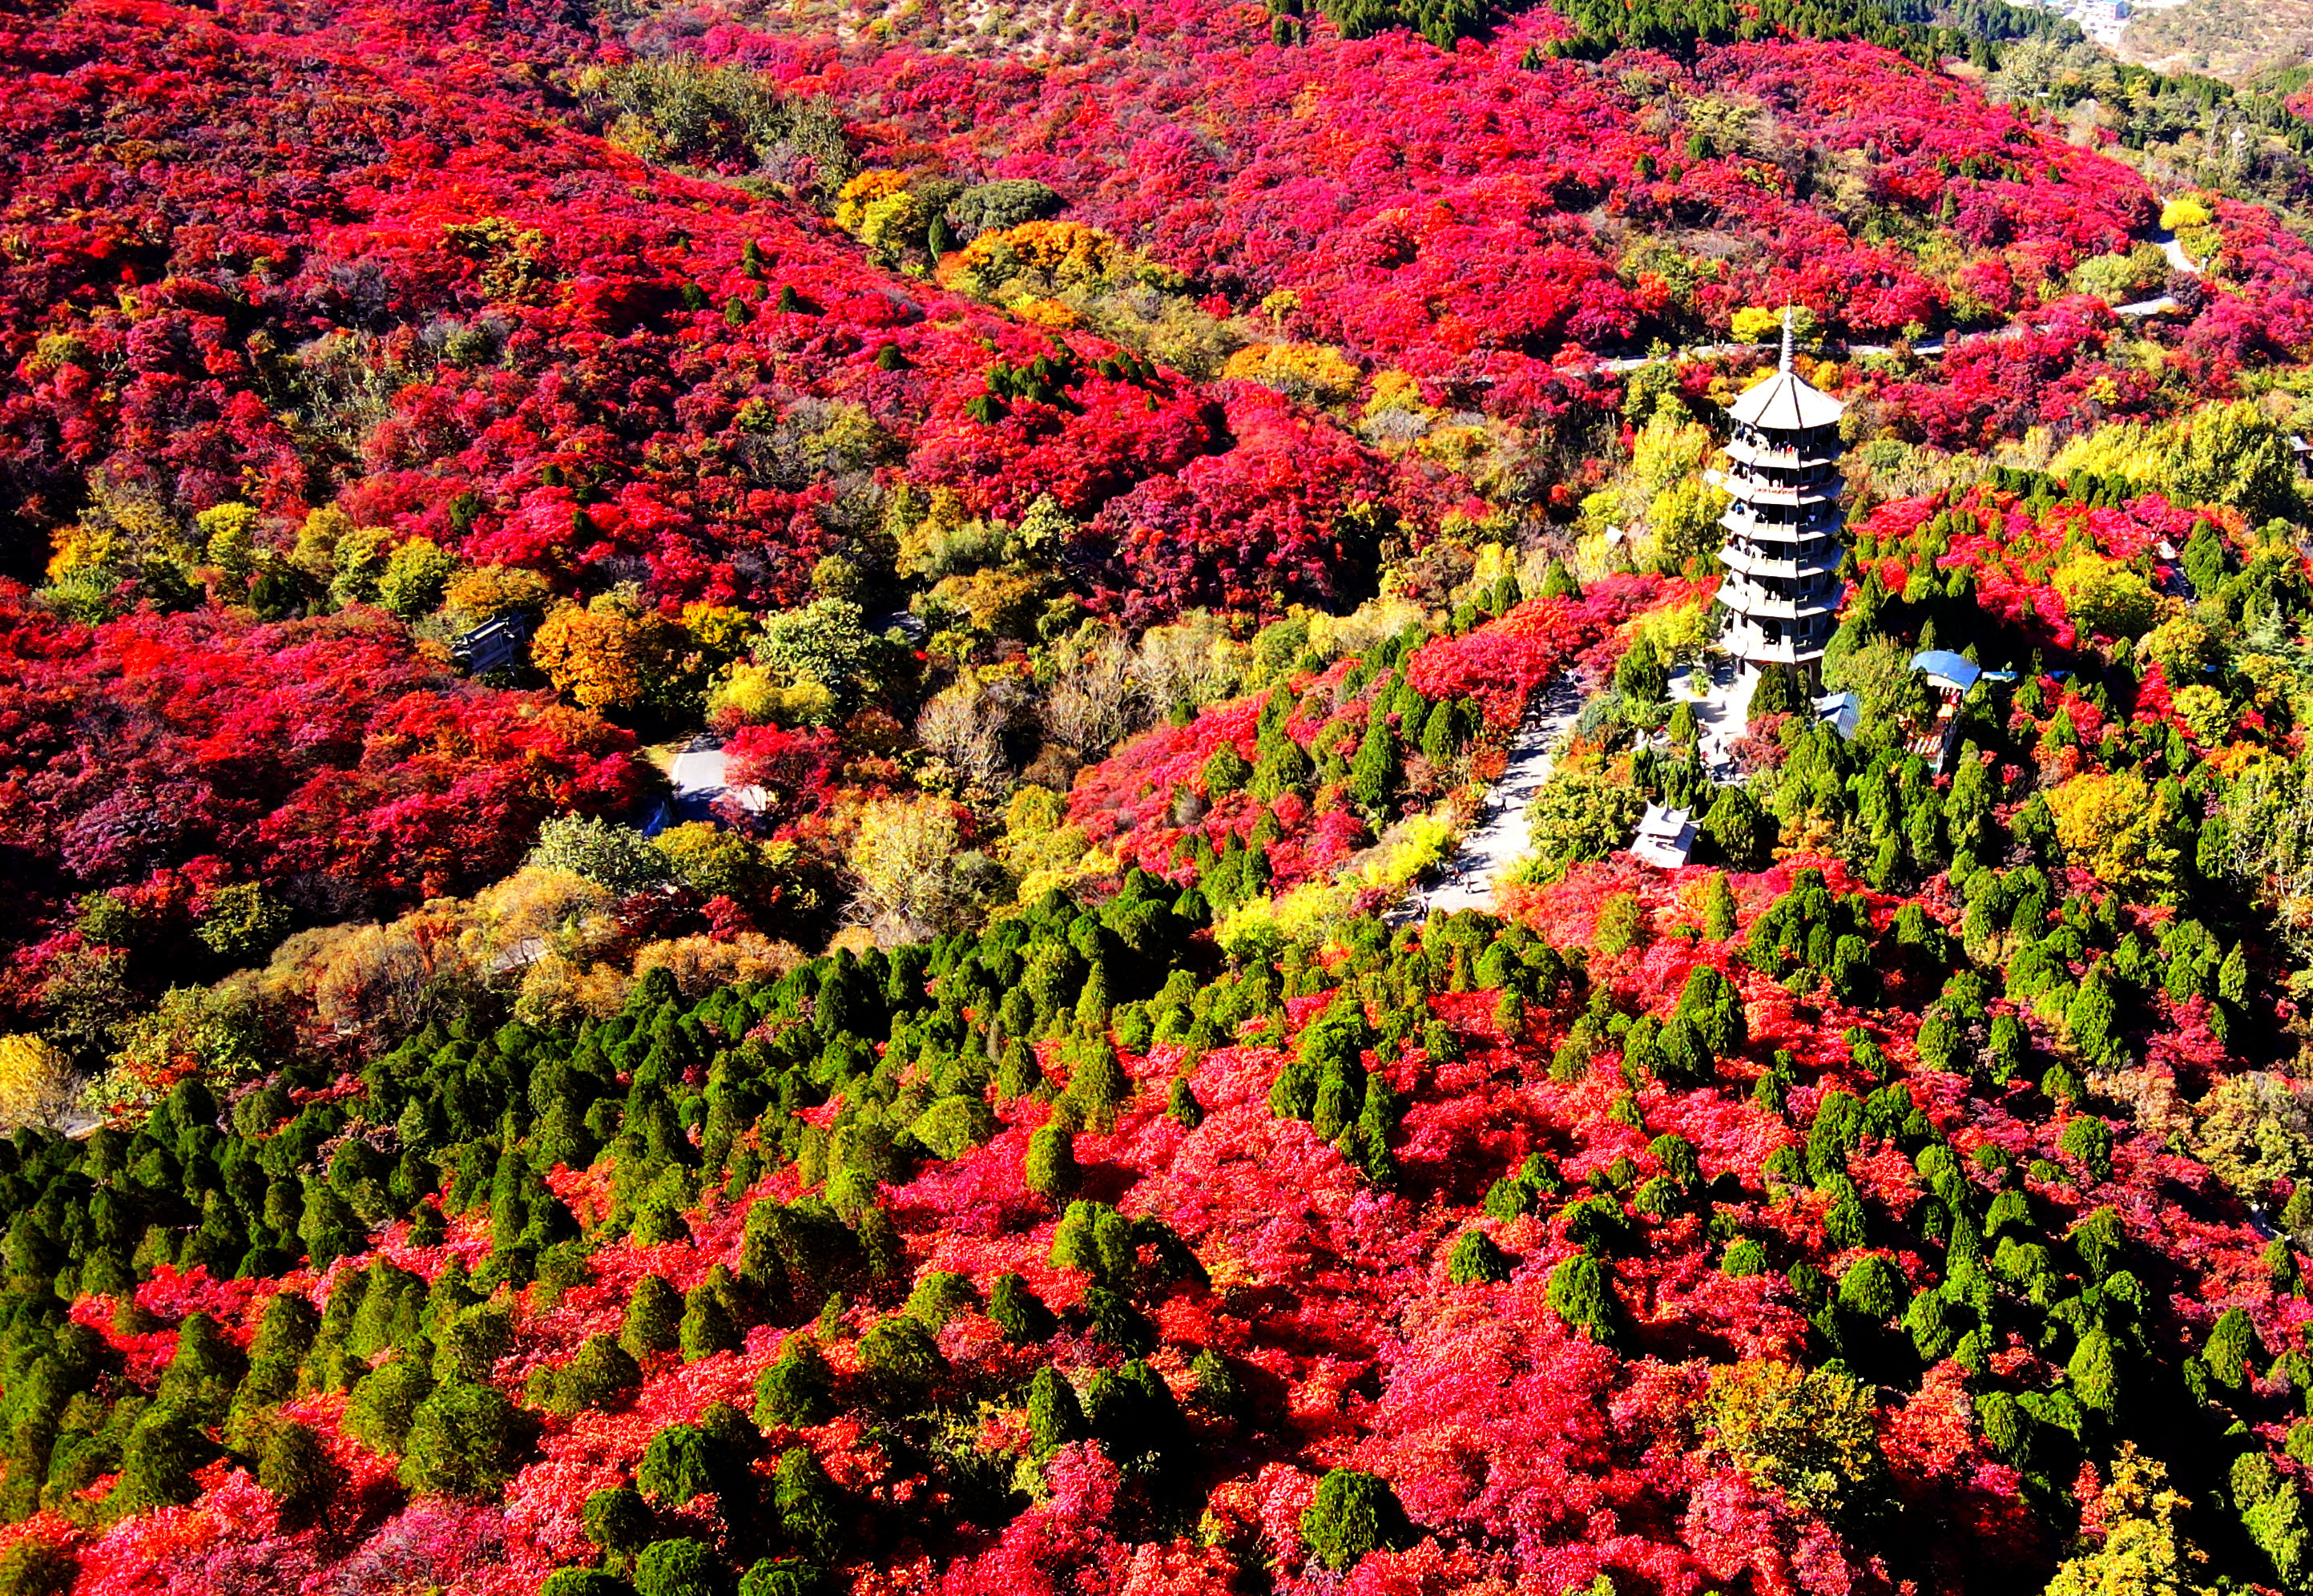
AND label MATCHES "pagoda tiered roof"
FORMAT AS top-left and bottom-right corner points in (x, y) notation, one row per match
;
(1725, 369), (1847, 432)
